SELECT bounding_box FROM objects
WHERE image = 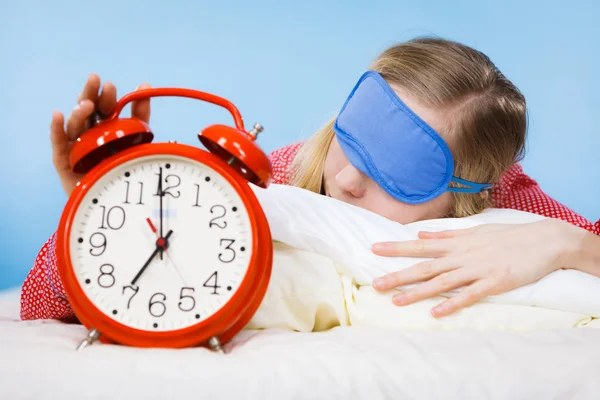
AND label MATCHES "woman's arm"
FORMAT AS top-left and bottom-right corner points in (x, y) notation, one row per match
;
(268, 142), (302, 185)
(20, 233), (77, 322)
(565, 223), (600, 277)
(492, 163), (599, 235)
